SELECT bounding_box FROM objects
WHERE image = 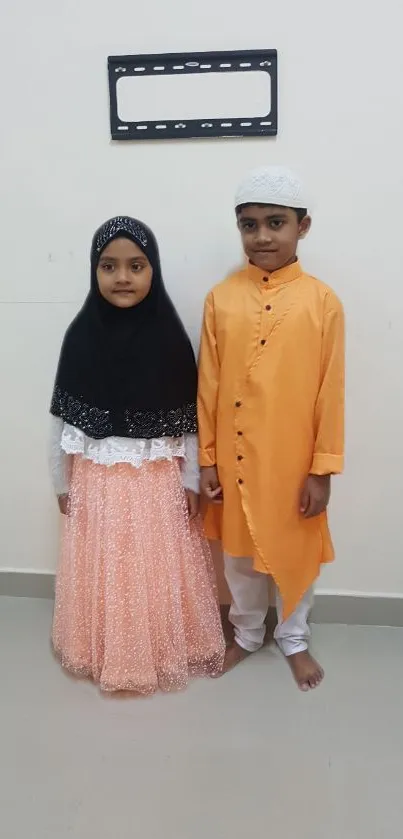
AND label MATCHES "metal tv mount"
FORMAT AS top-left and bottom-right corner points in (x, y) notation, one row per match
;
(108, 49), (277, 141)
